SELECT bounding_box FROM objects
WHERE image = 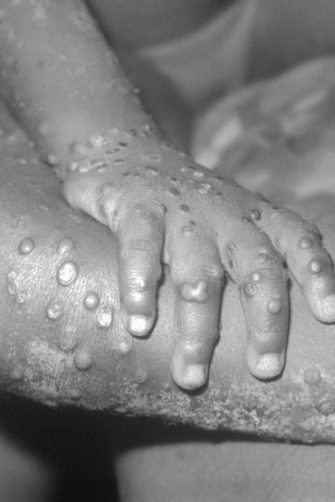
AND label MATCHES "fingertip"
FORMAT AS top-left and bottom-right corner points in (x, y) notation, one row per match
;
(319, 294), (335, 324)
(304, 268), (335, 323)
(170, 354), (208, 390)
(121, 309), (155, 337)
(172, 364), (208, 390)
(183, 364), (208, 389)
(247, 349), (285, 380)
